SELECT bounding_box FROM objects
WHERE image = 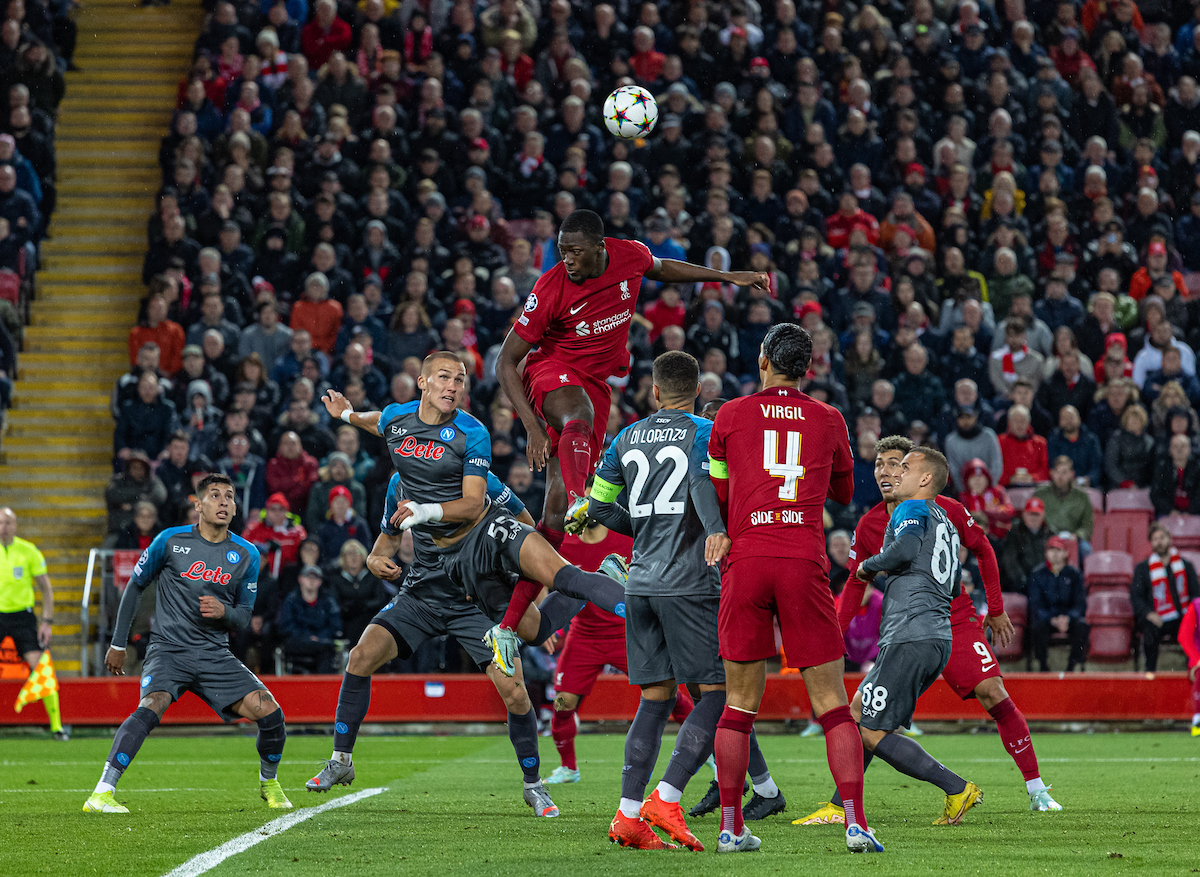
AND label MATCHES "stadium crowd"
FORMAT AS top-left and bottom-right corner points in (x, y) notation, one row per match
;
(112, 0), (1200, 675)
(0, 0), (72, 427)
